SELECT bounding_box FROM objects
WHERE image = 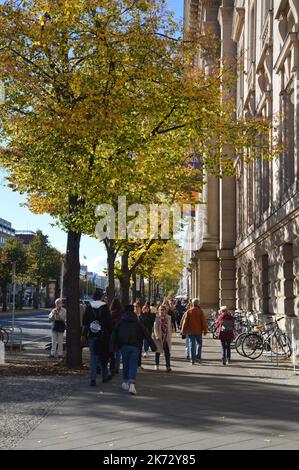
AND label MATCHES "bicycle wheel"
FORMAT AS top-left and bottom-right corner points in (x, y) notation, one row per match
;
(0, 328), (9, 345)
(234, 333), (248, 357)
(271, 332), (292, 357)
(242, 333), (263, 360)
